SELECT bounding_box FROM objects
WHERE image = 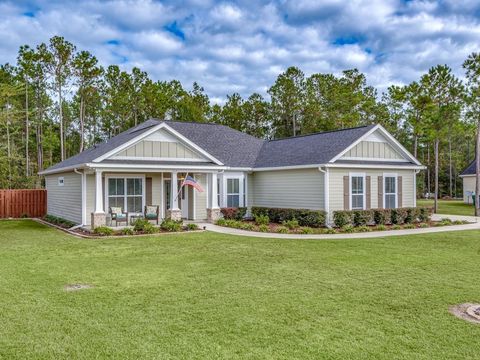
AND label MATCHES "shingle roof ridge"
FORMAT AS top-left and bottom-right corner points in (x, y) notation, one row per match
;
(267, 124), (374, 142)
